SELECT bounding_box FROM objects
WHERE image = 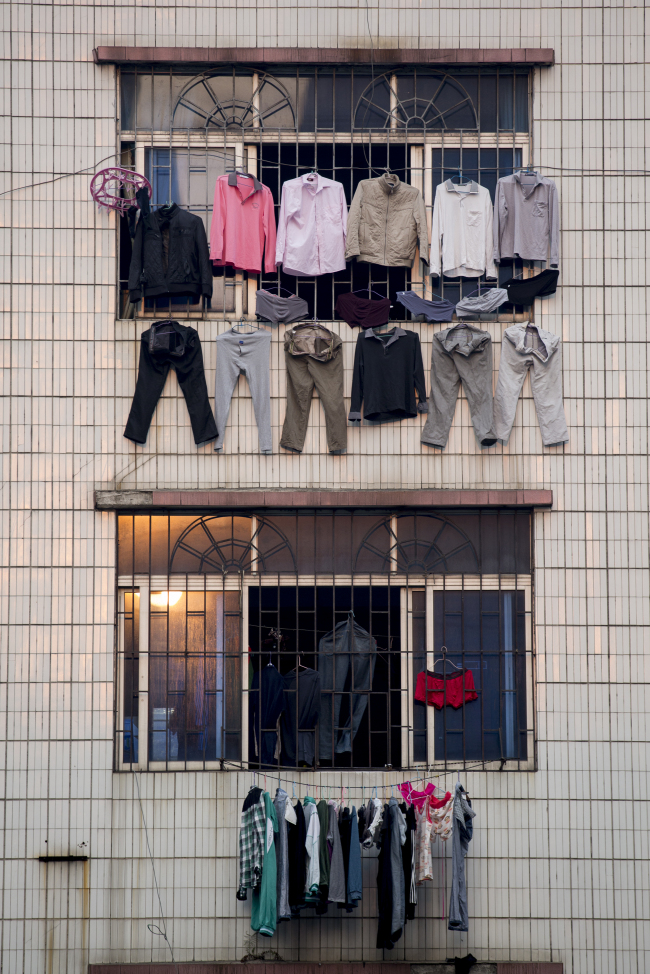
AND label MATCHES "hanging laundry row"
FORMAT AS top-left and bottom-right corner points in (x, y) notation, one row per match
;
(128, 169), (560, 308)
(123, 317), (569, 453)
(236, 777), (476, 942)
